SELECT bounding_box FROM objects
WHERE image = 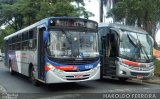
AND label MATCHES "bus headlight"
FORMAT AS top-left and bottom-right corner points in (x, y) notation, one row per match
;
(92, 63), (100, 72)
(97, 63), (100, 67)
(53, 67), (64, 74)
(45, 63), (64, 74)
